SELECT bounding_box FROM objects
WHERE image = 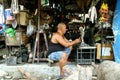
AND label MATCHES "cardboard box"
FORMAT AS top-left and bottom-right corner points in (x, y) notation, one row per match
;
(96, 43), (114, 60)
(17, 10), (29, 26)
